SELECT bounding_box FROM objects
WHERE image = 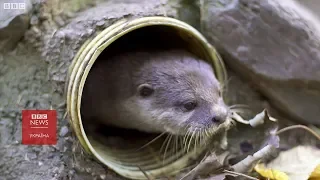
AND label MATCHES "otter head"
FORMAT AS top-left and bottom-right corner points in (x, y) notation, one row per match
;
(127, 52), (230, 136)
